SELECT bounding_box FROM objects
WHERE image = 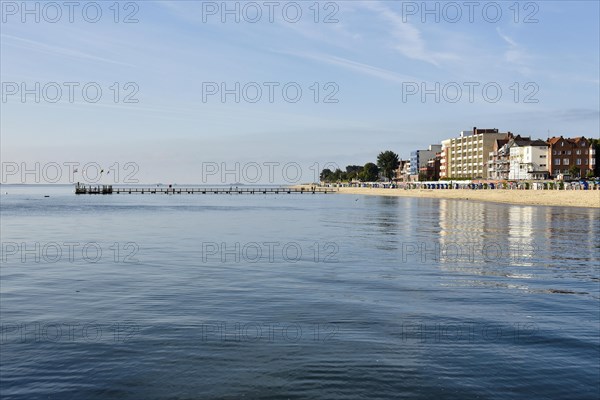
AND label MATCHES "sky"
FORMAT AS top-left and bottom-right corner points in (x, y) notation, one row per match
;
(1, 0), (599, 184)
